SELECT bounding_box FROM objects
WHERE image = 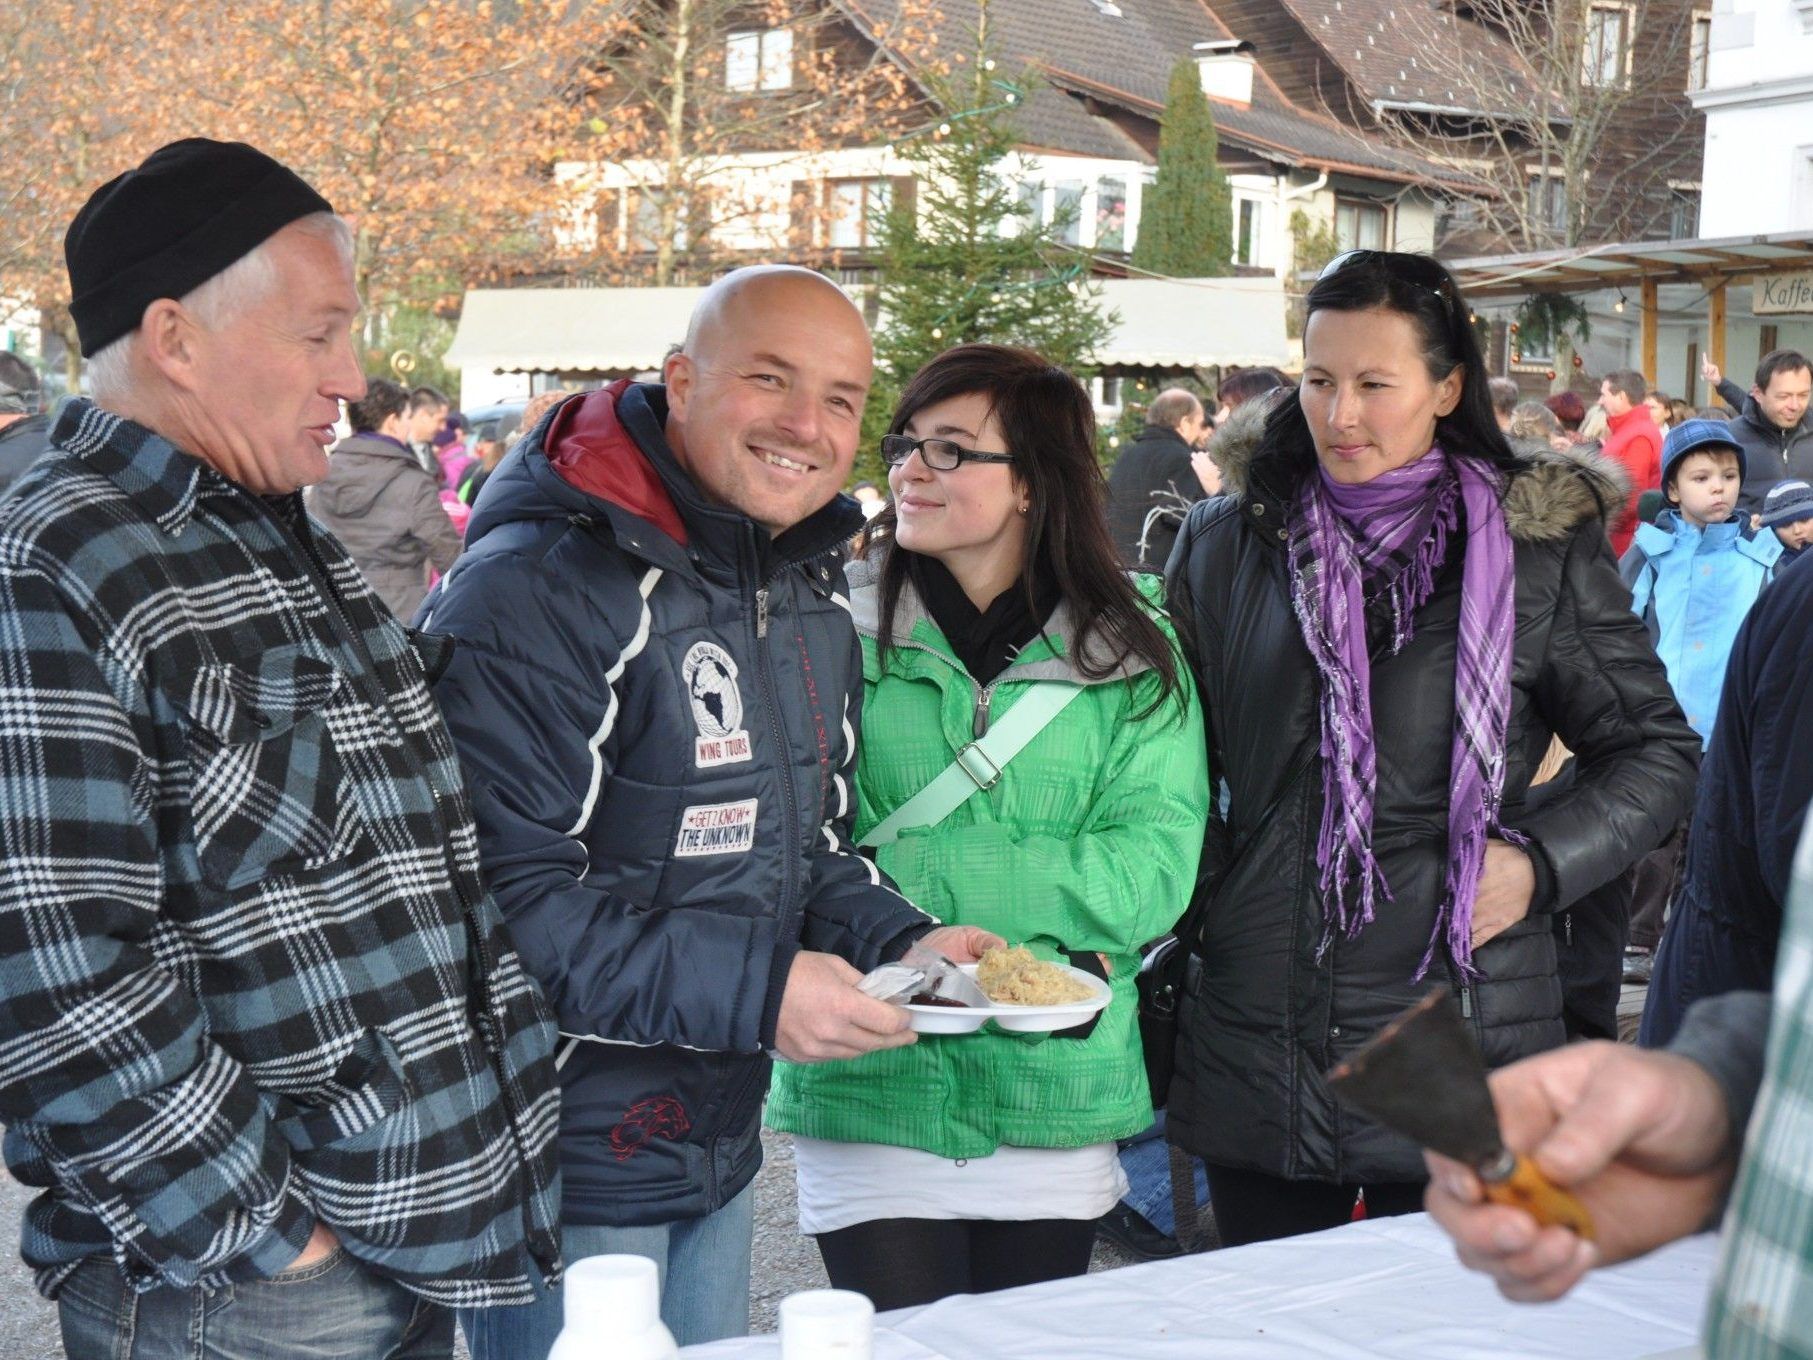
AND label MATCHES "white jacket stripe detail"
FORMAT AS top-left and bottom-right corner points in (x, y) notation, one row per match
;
(567, 567), (662, 838)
